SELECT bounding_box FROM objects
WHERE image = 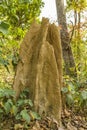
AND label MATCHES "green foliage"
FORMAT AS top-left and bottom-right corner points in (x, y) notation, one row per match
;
(0, 0), (44, 71)
(62, 76), (87, 110)
(0, 88), (41, 127)
(0, 0), (44, 29)
(66, 0), (87, 12)
(64, 0), (87, 111)
(0, 88), (15, 119)
(0, 88), (15, 98)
